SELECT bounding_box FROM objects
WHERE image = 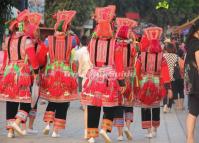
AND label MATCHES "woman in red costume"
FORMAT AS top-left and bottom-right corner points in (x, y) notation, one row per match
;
(113, 17), (138, 141)
(81, 6), (126, 143)
(0, 10), (42, 138)
(40, 10), (79, 138)
(135, 26), (172, 138)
